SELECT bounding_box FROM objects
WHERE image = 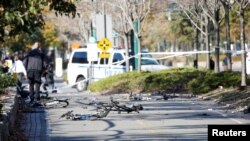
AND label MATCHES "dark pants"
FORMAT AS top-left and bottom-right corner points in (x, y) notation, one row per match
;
(16, 73), (24, 87)
(16, 73), (24, 95)
(43, 72), (54, 90)
(28, 70), (42, 102)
